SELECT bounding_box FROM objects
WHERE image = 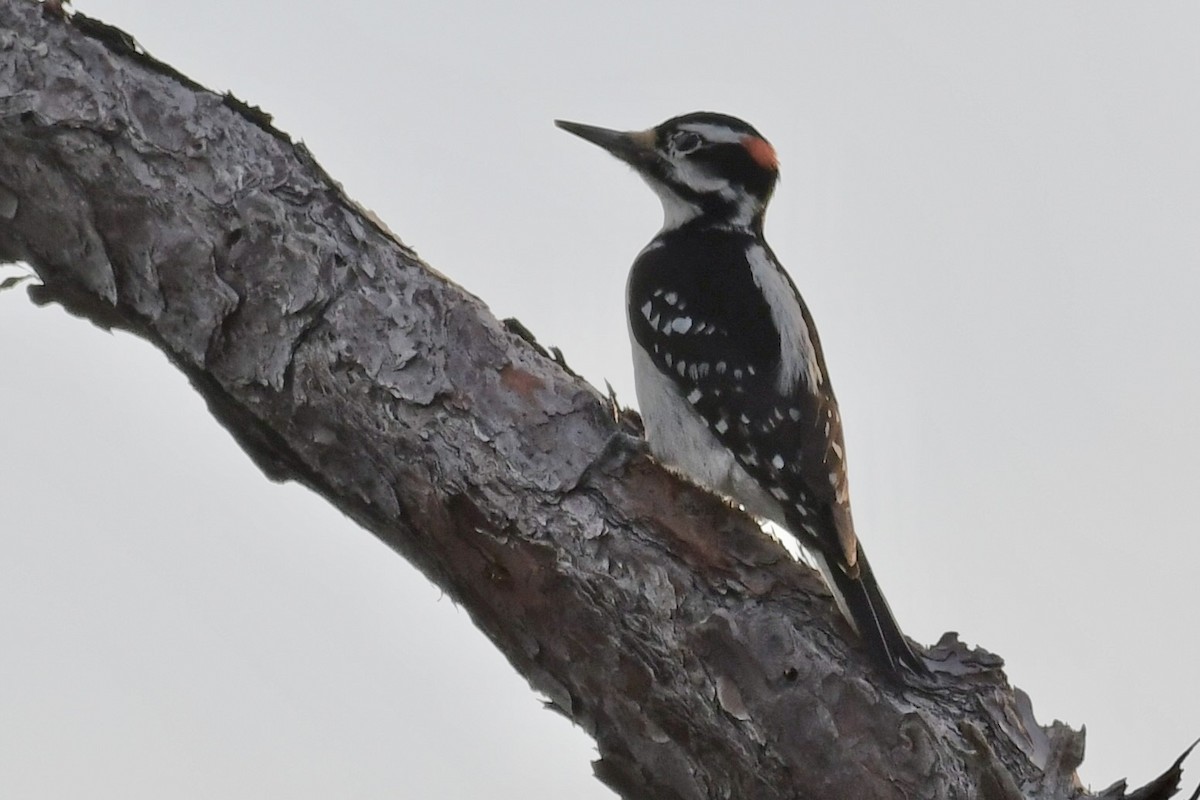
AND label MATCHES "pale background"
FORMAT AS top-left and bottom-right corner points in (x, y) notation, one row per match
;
(2, 2), (1199, 797)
